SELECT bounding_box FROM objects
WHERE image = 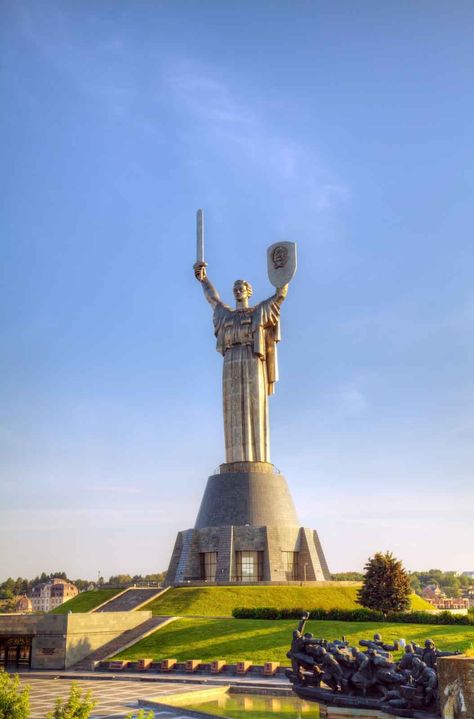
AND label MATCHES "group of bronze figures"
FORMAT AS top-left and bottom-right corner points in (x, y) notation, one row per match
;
(288, 612), (461, 717)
